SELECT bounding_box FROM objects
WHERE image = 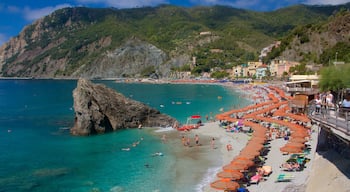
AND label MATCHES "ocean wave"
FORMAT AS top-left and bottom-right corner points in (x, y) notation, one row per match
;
(194, 166), (221, 192)
(154, 126), (174, 132)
